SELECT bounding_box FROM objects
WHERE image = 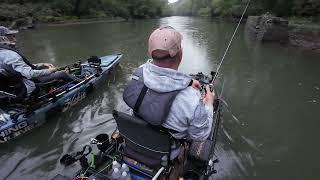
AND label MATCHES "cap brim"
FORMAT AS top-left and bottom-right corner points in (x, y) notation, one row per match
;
(6, 30), (19, 35)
